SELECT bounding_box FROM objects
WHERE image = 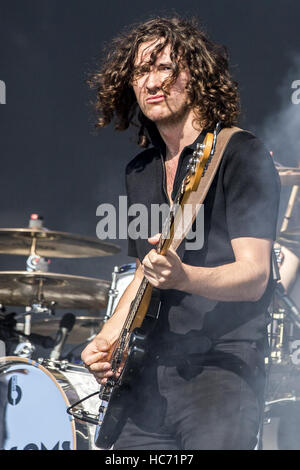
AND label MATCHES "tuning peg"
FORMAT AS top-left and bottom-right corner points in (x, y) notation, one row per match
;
(196, 143), (205, 151)
(187, 163), (196, 173)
